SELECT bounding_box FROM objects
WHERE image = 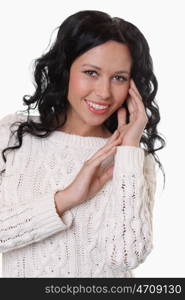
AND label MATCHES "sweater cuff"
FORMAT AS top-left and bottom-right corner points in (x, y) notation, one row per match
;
(115, 145), (145, 173)
(32, 193), (74, 238)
